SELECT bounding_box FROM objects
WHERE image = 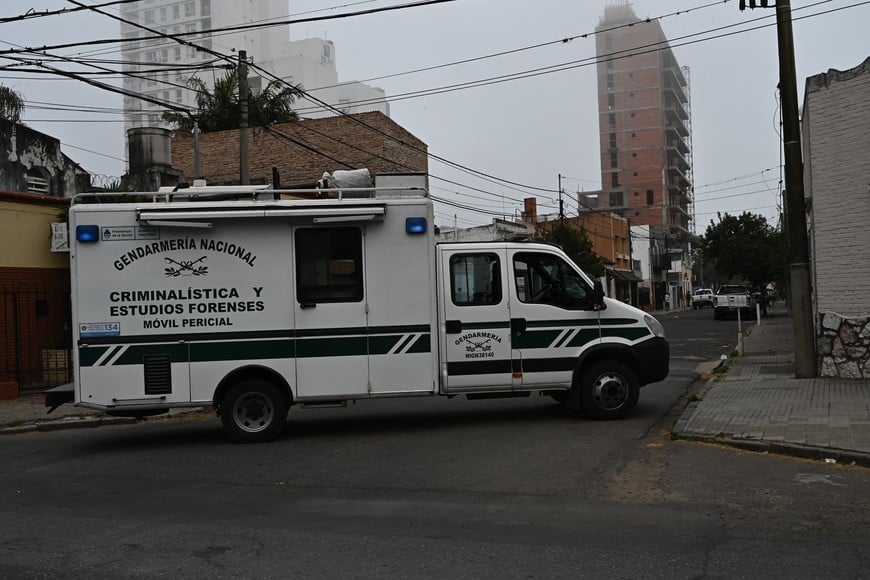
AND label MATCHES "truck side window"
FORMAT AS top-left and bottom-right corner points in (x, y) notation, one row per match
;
(513, 252), (590, 309)
(295, 227), (363, 303)
(449, 253), (501, 306)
